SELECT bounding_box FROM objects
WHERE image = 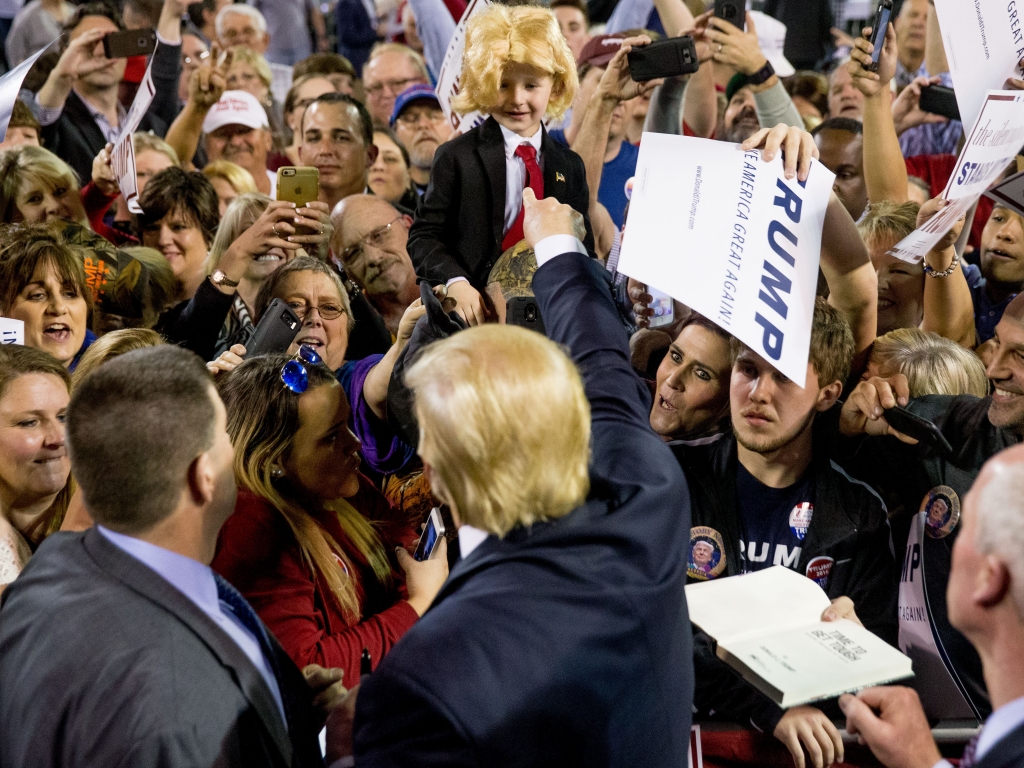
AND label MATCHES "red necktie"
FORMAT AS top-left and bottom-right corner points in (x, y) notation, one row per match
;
(502, 143), (545, 252)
